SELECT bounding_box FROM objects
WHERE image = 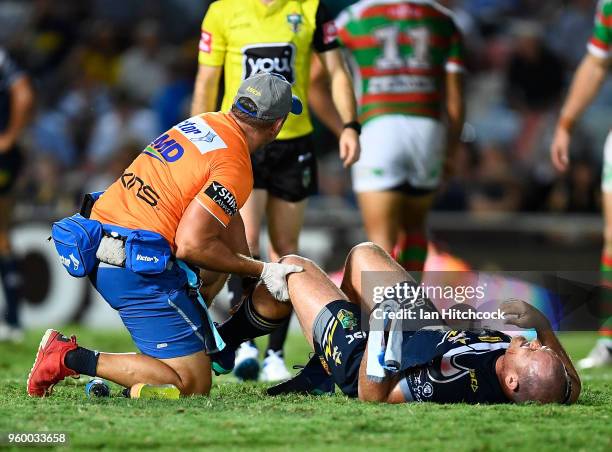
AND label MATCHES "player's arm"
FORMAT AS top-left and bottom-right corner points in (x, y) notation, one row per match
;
(444, 70), (465, 178)
(308, 55), (343, 138)
(313, 2), (360, 167)
(501, 299), (581, 404)
(190, 2), (225, 115)
(191, 65), (222, 115)
(552, 2), (612, 173)
(0, 74), (34, 153)
(175, 199), (263, 276)
(357, 347), (404, 403)
(318, 48), (360, 167)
